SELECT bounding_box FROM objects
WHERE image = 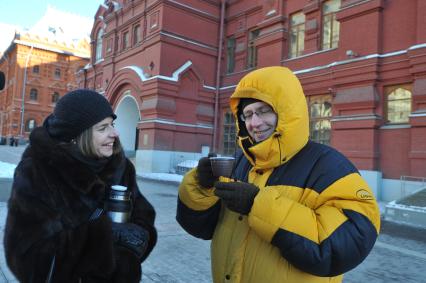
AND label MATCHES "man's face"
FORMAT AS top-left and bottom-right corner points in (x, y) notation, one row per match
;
(241, 101), (278, 142)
